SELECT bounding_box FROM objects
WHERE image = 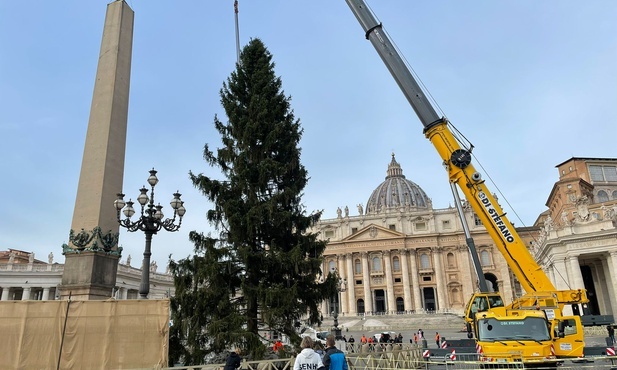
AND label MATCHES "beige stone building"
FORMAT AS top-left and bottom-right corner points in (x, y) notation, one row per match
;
(313, 155), (534, 317)
(534, 157), (617, 319)
(0, 249), (174, 301)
